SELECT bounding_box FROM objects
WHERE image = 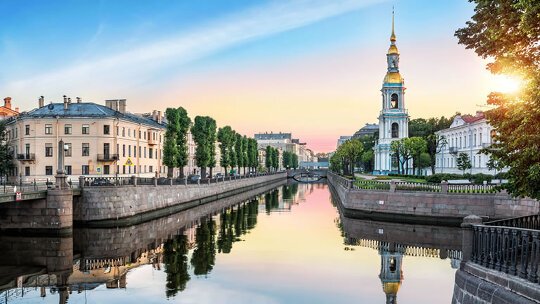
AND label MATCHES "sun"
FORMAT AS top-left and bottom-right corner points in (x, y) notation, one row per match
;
(490, 74), (522, 94)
